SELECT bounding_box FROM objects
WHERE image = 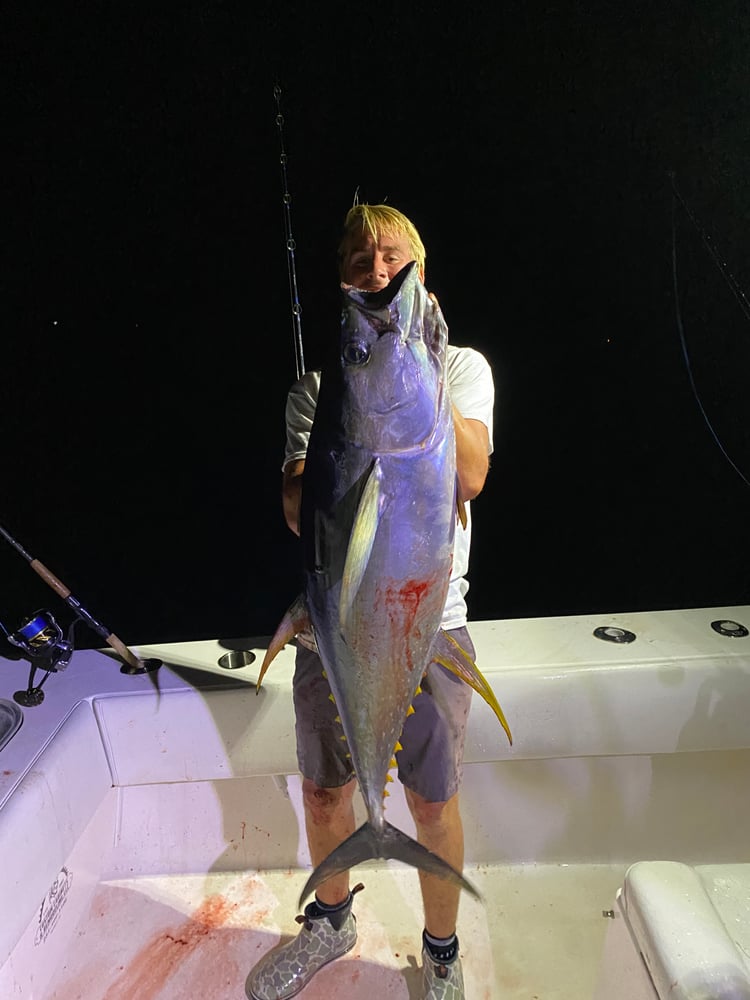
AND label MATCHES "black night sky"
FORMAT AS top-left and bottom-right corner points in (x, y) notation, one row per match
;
(3, 3), (749, 650)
